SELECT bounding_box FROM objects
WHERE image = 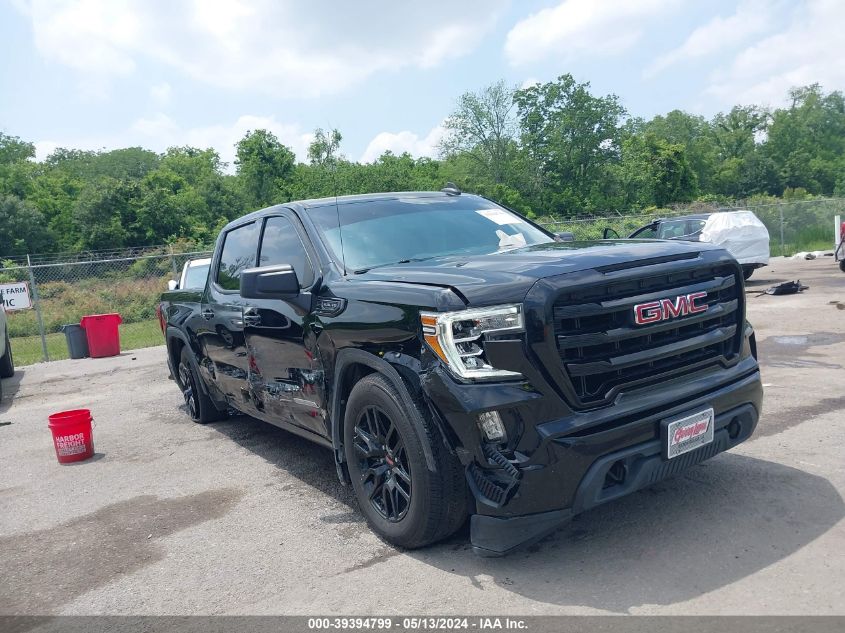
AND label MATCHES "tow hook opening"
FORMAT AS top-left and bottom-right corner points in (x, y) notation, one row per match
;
(603, 459), (628, 490)
(728, 417), (742, 439)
